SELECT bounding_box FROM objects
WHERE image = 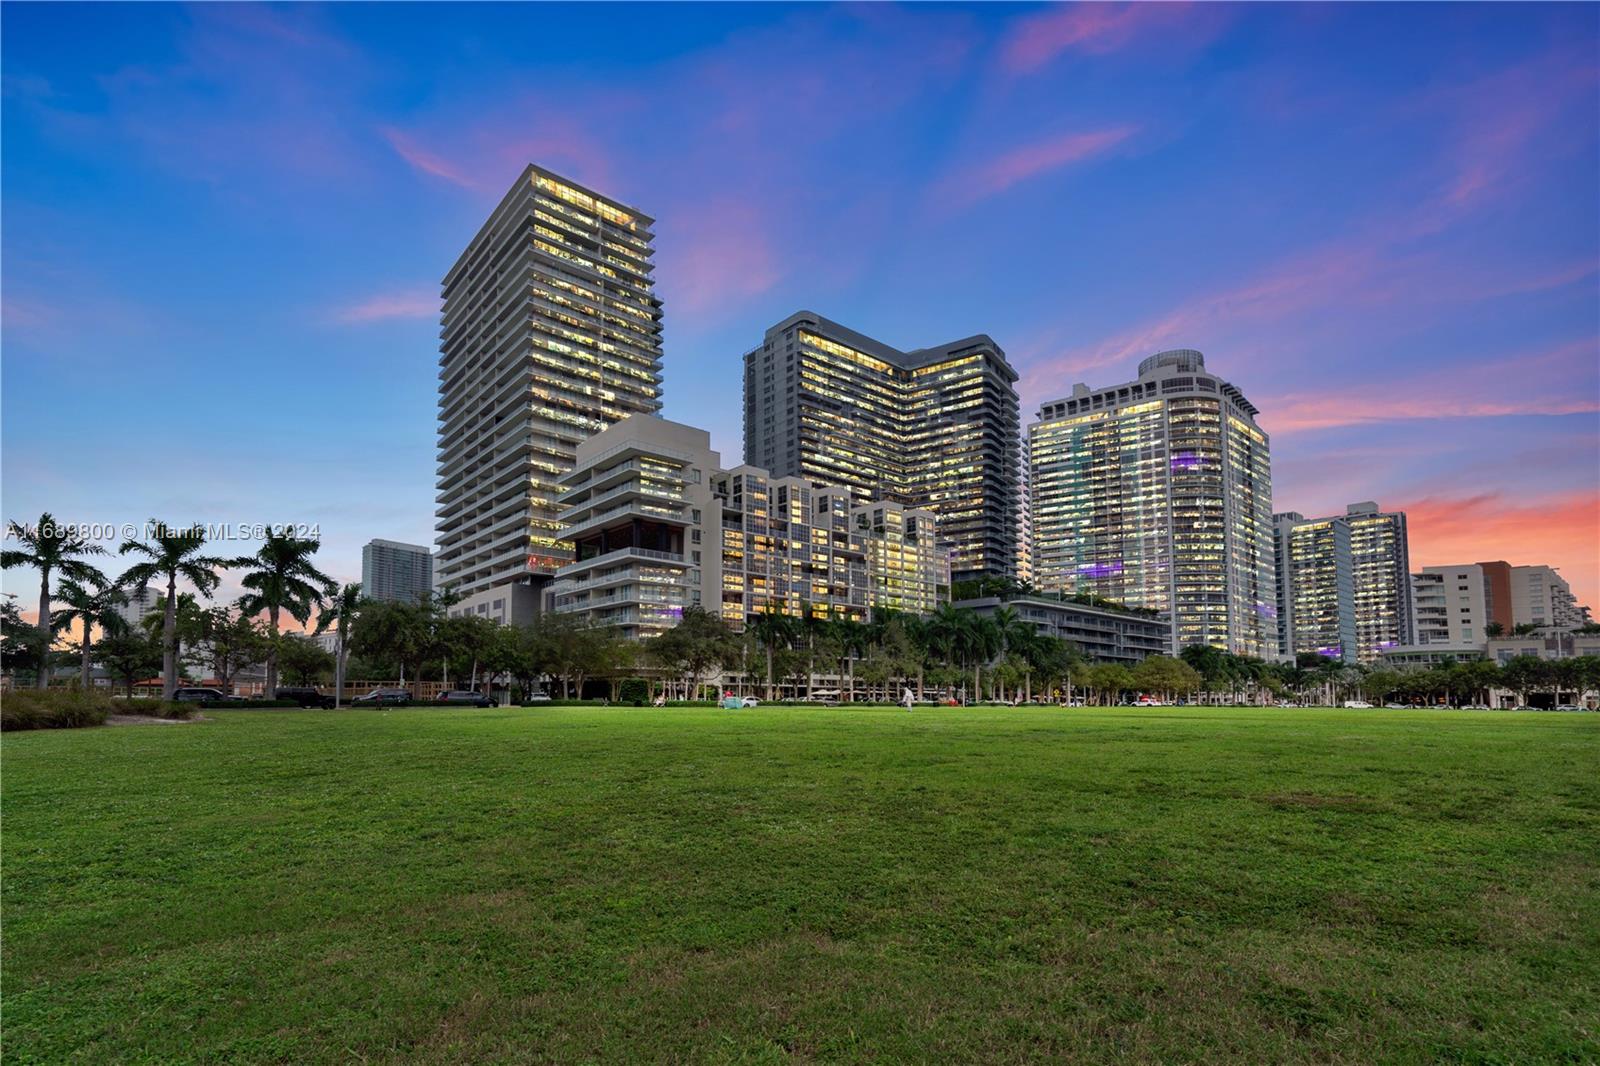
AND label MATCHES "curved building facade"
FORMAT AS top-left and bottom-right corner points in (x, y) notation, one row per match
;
(1028, 349), (1276, 657)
